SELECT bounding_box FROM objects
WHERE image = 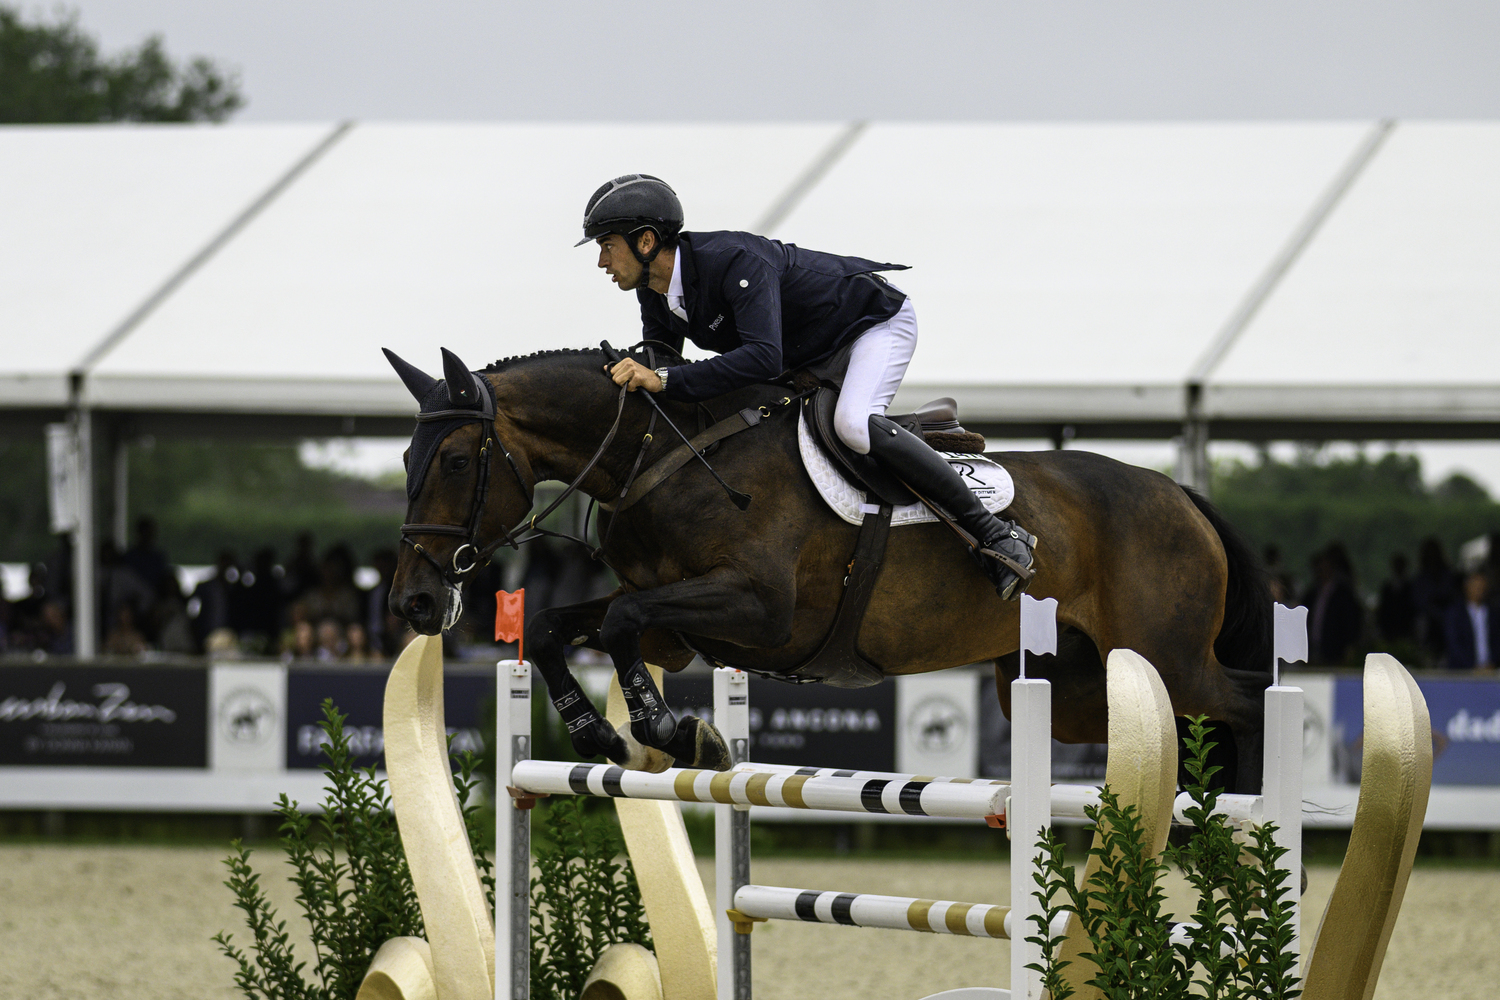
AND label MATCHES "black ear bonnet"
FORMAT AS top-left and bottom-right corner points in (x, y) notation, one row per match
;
(384, 348), (496, 501)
